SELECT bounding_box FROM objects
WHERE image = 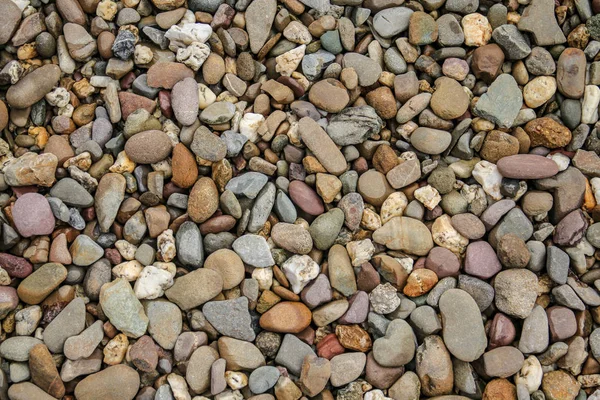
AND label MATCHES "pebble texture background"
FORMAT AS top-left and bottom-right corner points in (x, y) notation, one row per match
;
(0, 0), (600, 398)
